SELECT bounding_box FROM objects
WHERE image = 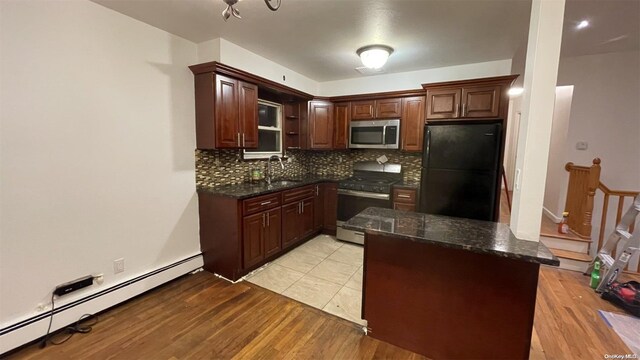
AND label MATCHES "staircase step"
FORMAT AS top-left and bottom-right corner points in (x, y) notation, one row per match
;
(539, 214), (592, 242)
(548, 248), (592, 262)
(540, 230), (592, 243)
